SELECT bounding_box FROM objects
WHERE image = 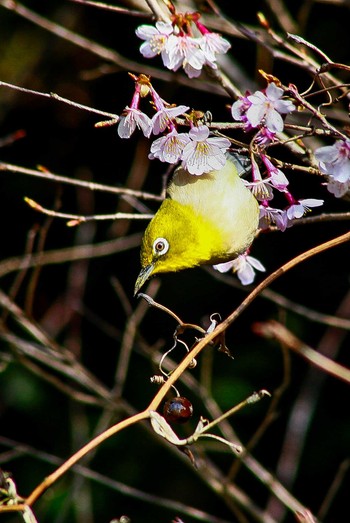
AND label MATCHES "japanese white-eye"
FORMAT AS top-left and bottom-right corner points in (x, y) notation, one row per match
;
(134, 155), (259, 295)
